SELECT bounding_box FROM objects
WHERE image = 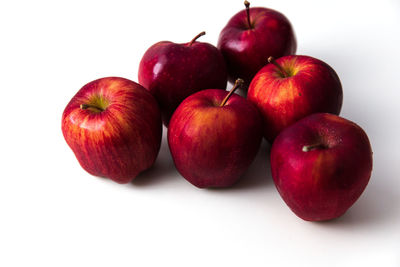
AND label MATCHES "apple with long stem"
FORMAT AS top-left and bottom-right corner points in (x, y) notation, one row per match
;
(62, 77), (162, 184)
(139, 31), (228, 126)
(248, 55), (343, 142)
(168, 79), (263, 188)
(270, 113), (373, 221)
(218, 1), (296, 85)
